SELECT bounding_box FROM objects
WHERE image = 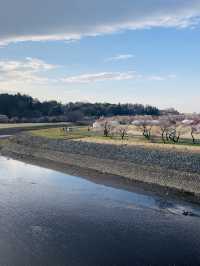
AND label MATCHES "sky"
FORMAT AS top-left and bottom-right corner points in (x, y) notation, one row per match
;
(0, 0), (199, 112)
